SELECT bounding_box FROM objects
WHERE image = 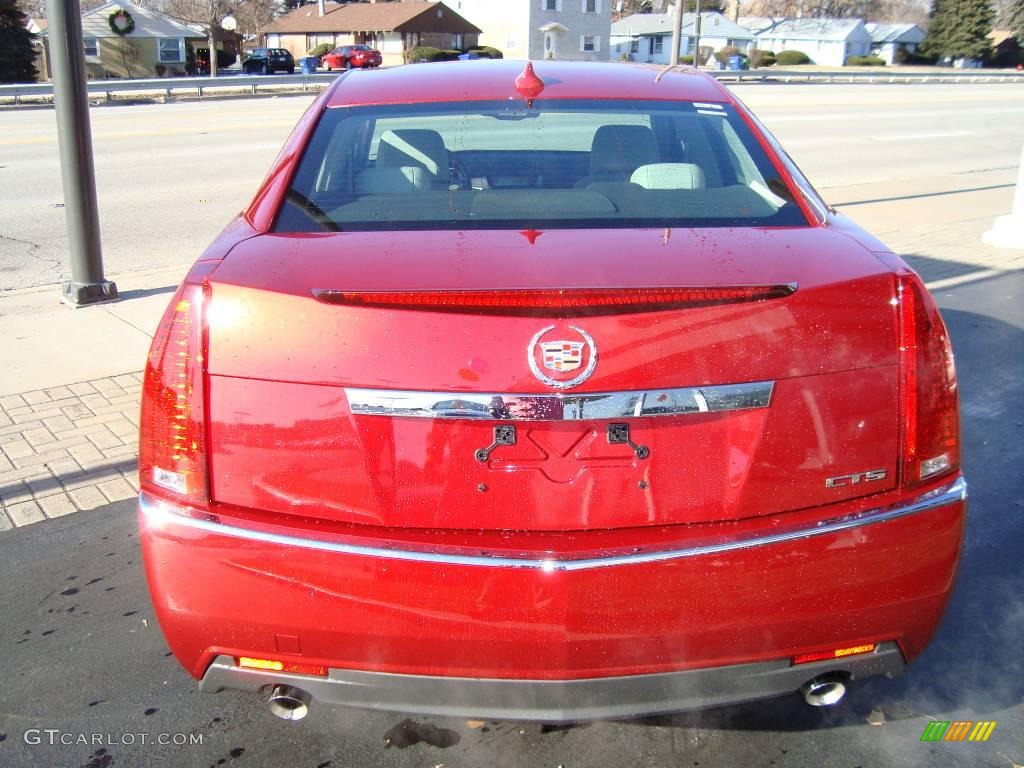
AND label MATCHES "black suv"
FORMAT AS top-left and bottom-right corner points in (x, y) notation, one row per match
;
(242, 48), (295, 74)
